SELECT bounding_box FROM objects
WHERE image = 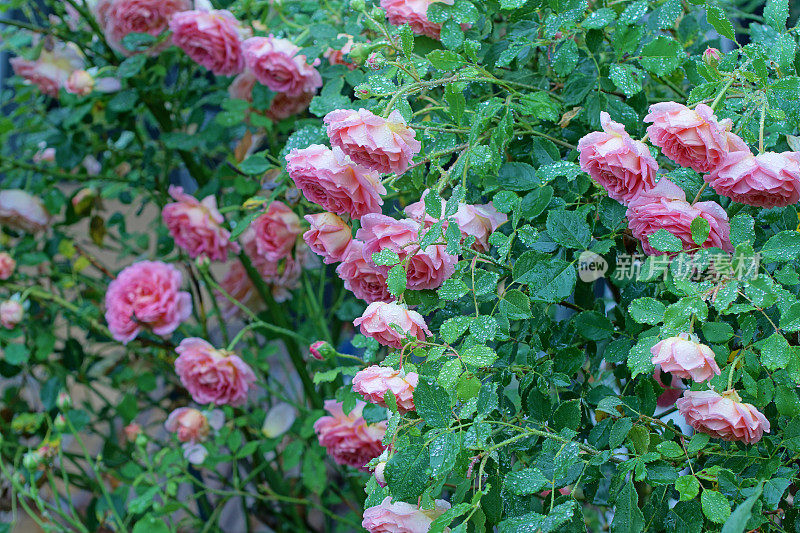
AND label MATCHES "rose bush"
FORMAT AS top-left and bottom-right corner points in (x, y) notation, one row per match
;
(2, 0), (800, 531)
